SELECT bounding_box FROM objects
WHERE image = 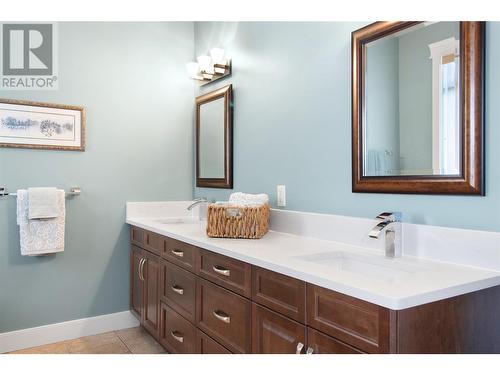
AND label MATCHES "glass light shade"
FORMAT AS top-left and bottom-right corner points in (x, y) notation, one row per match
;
(210, 48), (225, 65)
(214, 66), (226, 74)
(197, 55), (212, 71)
(186, 62), (200, 78)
